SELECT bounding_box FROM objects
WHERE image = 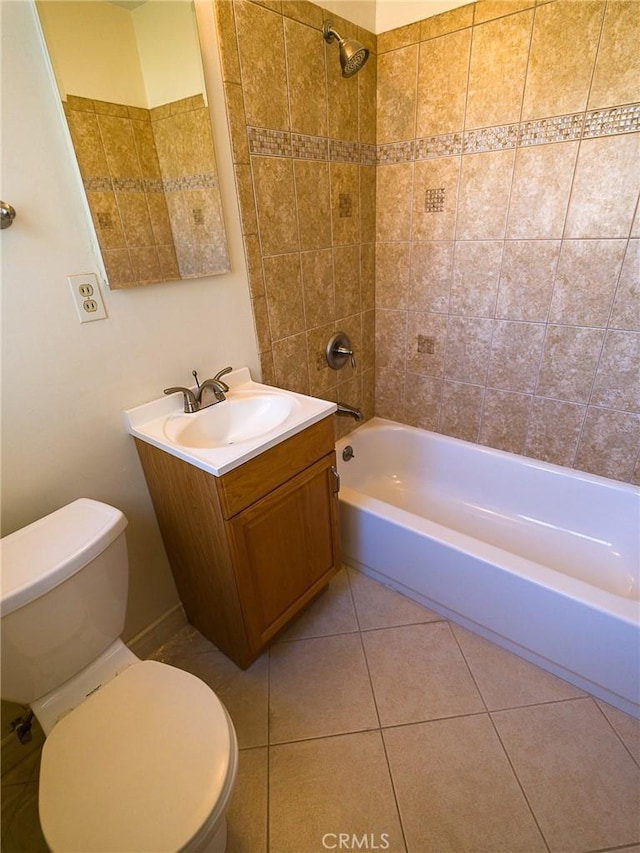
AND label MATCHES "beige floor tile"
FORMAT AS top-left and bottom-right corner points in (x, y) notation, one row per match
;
(269, 731), (405, 853)
(151, 628), (269, 749)
(347, 567), (443, 630)
(226, 747), (268, 853)
(384, 716), (546, 853)
(269, 633), (379, 744)
(451, 624), (586, 710)
(596, 700), (640, 764)
(276, 567), (359, 642)
(362, 622), (485, 726)
(492, 698), (640, 853)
